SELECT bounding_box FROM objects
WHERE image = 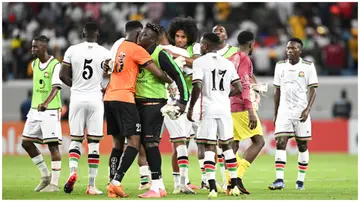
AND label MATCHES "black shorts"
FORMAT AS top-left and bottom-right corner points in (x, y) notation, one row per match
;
(104, 101), (141, 137)
(137, 103), (166, 144)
